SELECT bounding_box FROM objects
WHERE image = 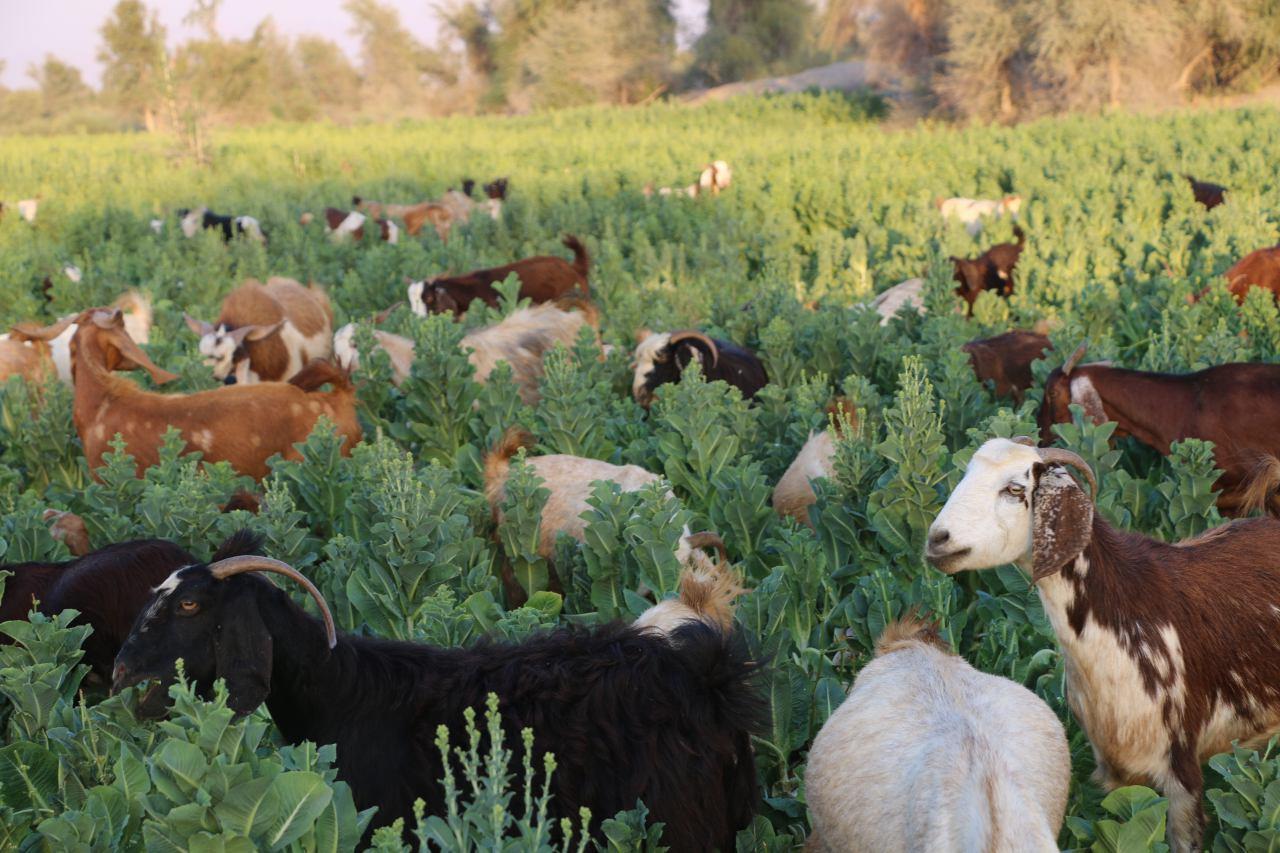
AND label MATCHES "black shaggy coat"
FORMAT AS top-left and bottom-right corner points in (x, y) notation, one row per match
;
(237, 580), (765, 850)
